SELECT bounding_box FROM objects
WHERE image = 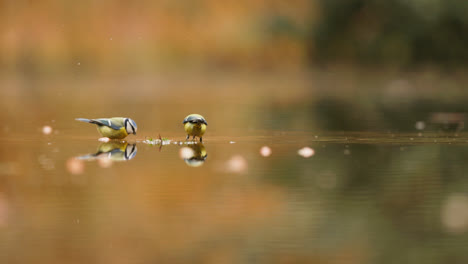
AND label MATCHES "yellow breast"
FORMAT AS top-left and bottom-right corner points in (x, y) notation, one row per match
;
(97, 126), (128, 139)
(184, 123), (206, 137)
